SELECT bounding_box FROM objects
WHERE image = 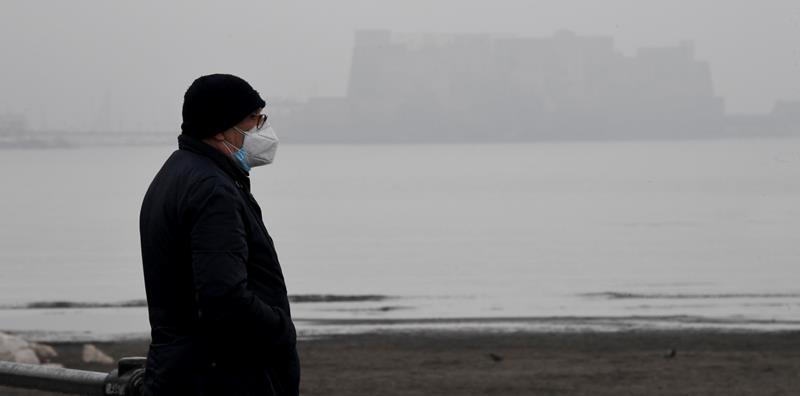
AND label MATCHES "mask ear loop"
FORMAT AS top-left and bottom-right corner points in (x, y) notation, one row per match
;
(233, 126), (253, 135)
(223, 126), (248, 155)
(222, 138), (251, 172)
(222, 139), (238, 156)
